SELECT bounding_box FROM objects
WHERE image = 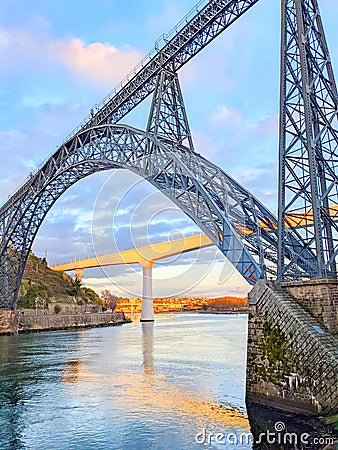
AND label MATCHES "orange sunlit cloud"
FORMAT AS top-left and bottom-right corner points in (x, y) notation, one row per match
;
(51, 38), (143, 85)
